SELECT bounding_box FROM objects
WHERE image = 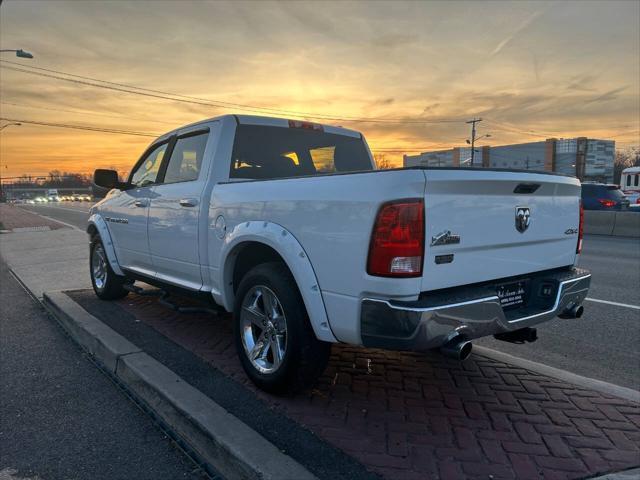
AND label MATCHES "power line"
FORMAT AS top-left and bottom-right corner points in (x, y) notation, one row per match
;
(0, 100), (178, 126)
(0, 117), (158, 137)
(370, 144), (453, 152)
(0, 60), (465, 125)
(0, 116), (454, 151)
(483, 118), (554, 138)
